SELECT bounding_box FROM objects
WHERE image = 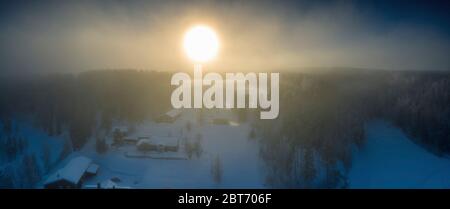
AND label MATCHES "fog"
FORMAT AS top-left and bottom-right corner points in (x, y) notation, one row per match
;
(0, 0), (449, 75)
